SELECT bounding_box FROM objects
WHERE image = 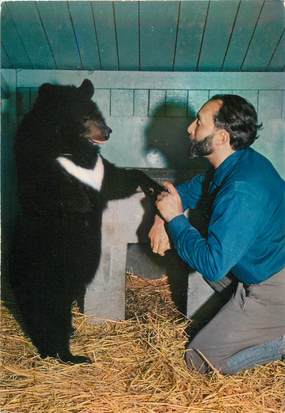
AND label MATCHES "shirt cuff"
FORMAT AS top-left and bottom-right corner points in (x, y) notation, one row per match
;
(167, 214), (190, 246)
